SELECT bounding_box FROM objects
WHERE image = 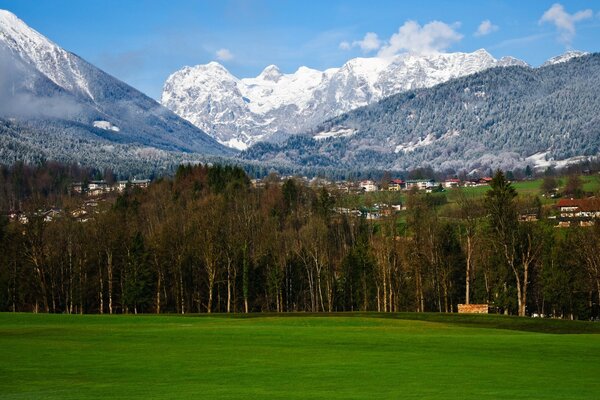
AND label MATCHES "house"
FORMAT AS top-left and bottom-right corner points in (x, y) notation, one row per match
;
(360, 207), (381, 220)
(116, 179), (151, 192)
(466, 177), (492, 187)
(88, 180), (109, 196)
(7, 210), (28, 224)
(334, 207), (362, 217)
(391, 204), (404, 212)
(115, 181), (128, 192)
(130, 179), (151, 189)
(42, 208), (61, 222)
(518, 213), (538, 222)
(388, 179), (405, 191)
(443, 178), (461, 188)
(360, 180), (378, 192)
(405, 179), (436, 191)
(71, 182), (84, 194)
(556, 197), (600, 227)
